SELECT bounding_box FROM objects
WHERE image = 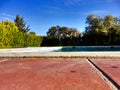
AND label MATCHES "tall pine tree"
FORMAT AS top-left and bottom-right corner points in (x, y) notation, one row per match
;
(14, 14), (30, 33)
